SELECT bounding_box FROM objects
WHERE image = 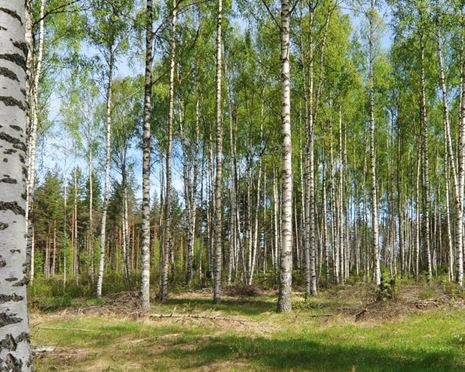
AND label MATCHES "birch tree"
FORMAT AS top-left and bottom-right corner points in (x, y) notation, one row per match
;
(0, 0), (32, 368)
(92, 0), (135, 297)
(141, 0), (154, 310)
(277, 0), (293, 313)
(213, 0), (224, 304)
(160, 0), (179, 304)
(365, 0), (381, 286)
